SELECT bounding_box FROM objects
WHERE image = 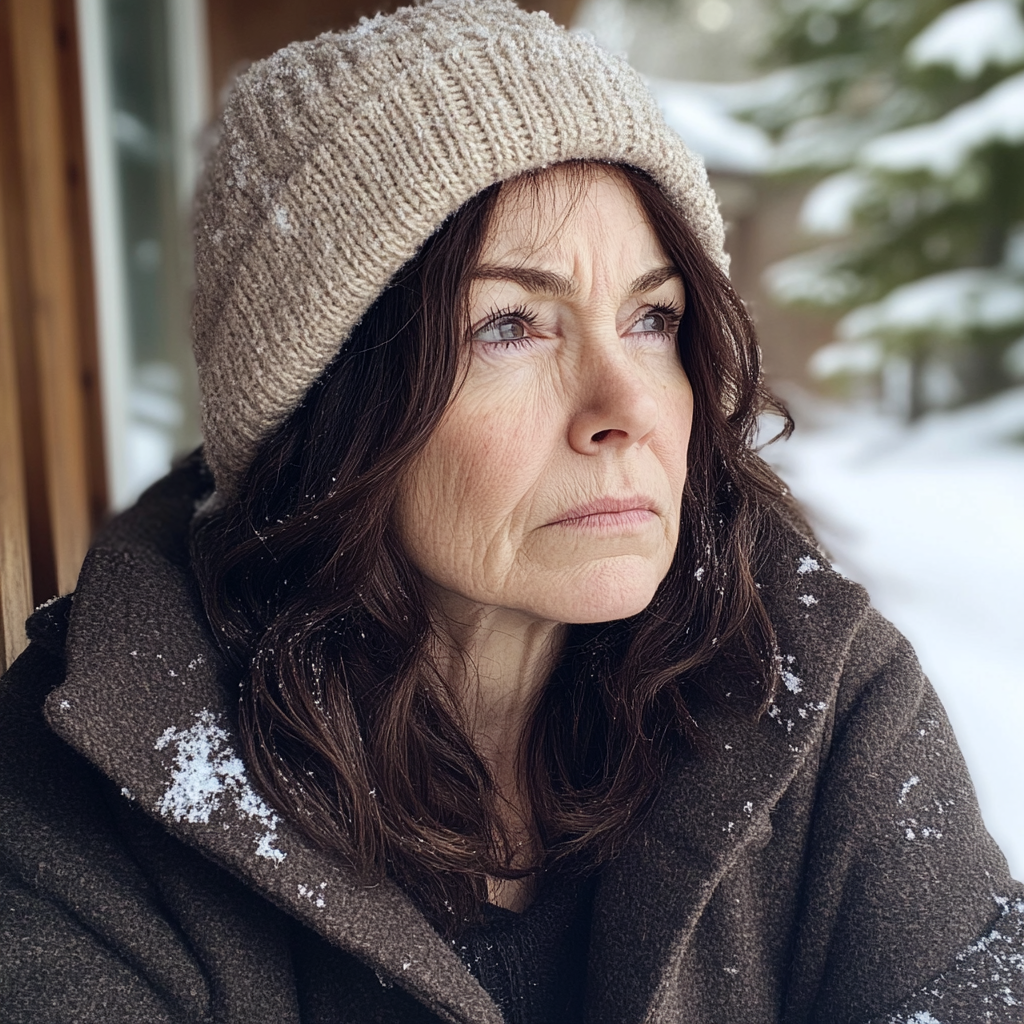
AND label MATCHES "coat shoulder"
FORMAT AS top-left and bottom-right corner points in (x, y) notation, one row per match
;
(0, 598), (206, 1021)
(0, 590), (303, 1023)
